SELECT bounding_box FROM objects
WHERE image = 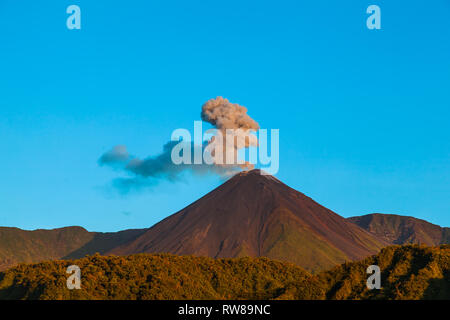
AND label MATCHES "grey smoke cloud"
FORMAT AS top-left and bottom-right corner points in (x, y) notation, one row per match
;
(99, 97), (259, 192)
(98, 145), (130, 167)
